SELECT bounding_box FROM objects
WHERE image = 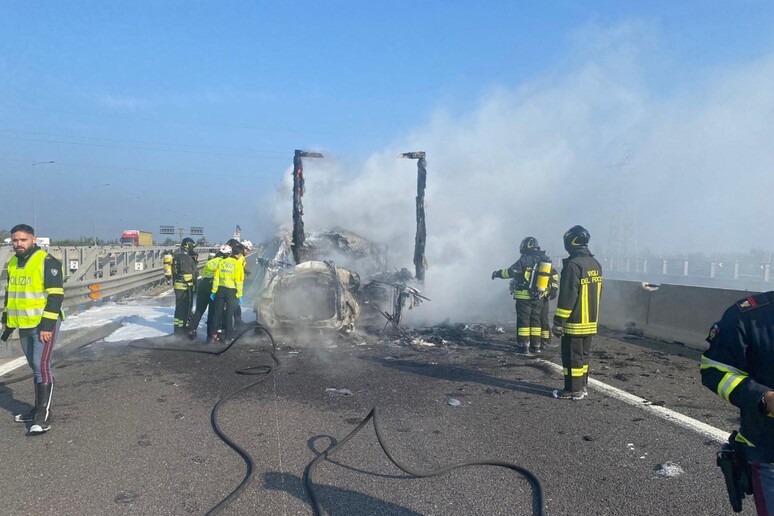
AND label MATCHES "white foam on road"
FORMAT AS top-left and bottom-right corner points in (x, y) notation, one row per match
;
(536, 358), (731, 443)
(62, 292), (174, 343)
(1, 293), (175, 377)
